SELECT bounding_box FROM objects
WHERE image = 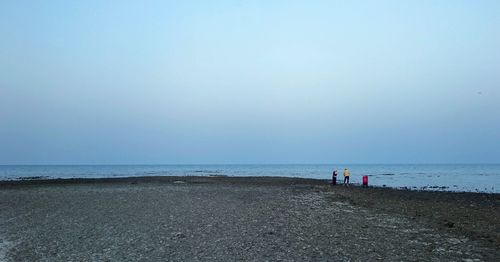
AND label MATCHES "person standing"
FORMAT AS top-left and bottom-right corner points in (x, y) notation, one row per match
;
(331, 169), (338, 185)
(343, 168), (350, 186)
